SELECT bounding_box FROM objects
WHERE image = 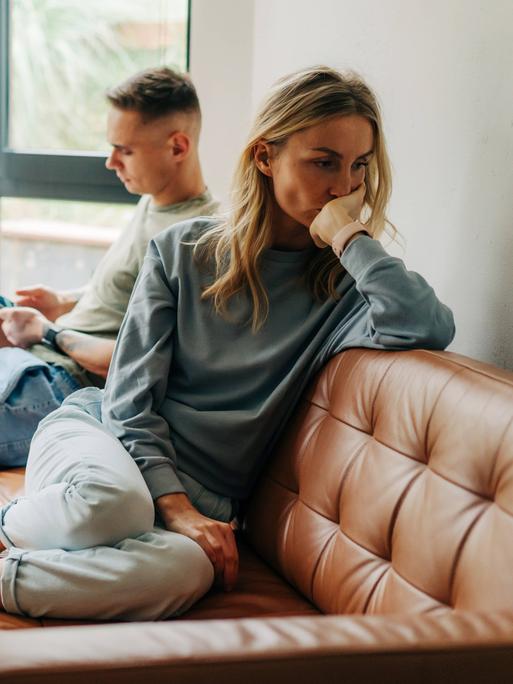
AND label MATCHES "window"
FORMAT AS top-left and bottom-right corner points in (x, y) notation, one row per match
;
(1, 197), (133, 293)
(0, 0), (190, 293)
